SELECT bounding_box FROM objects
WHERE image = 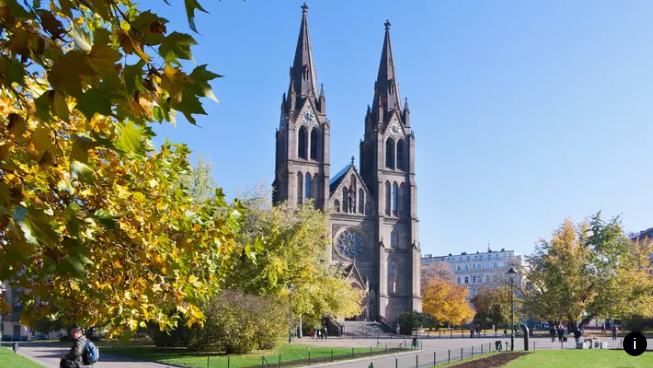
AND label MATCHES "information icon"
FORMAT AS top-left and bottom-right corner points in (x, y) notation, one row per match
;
(623, 332), (647, 356)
